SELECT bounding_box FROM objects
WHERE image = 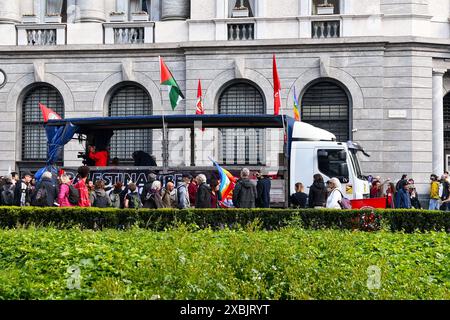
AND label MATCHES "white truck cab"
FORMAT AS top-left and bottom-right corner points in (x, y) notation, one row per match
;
(289, 122), (370, 200)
